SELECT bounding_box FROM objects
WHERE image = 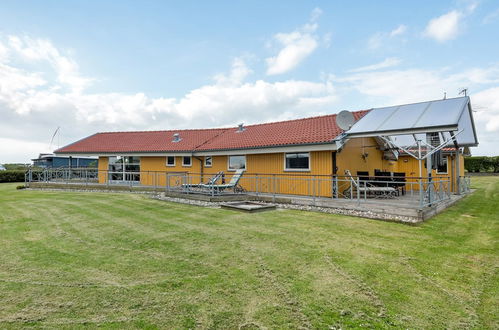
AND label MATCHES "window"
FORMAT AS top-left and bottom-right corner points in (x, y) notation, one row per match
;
(285, 153), (310, 171)
(437, 156), (448, 174)
(182, 156), (192, 167)
(166, 156), (175, 166)
(228, 155), (246, 170)
(108, 156), (140, 181)
(205, 156), (212, 167)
